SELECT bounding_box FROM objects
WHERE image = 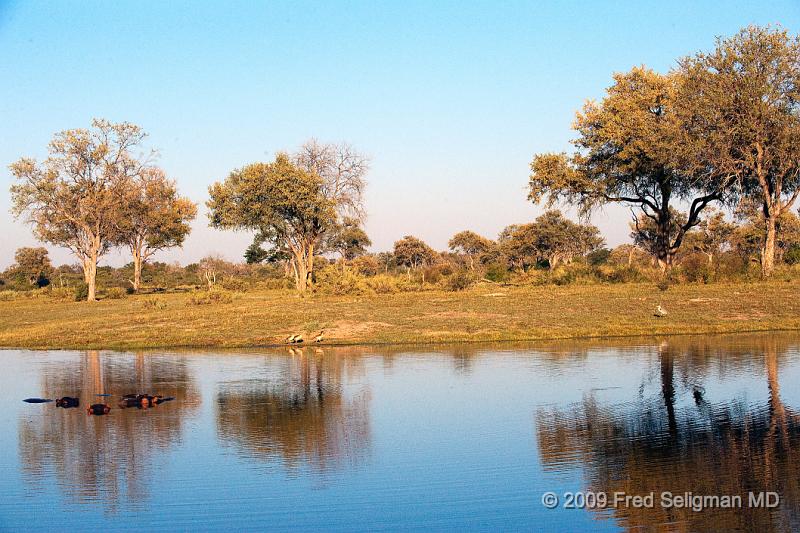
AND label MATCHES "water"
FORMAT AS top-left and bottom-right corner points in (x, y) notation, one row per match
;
(1, 333), (799, 532)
